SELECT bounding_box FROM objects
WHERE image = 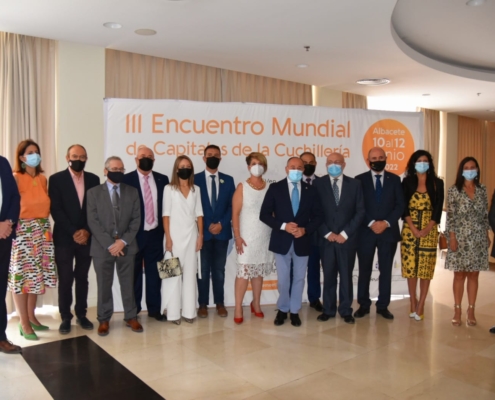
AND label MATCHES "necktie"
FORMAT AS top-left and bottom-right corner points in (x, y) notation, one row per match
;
(291, 182), (300, 216)
(306, 178), (312, 185)
(375, 174), (382, 203)
(332, 178), (339, 206)
(210, 175), (217, 212)
(112, 185), (120, 236)
(143, 175), (155, 225)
